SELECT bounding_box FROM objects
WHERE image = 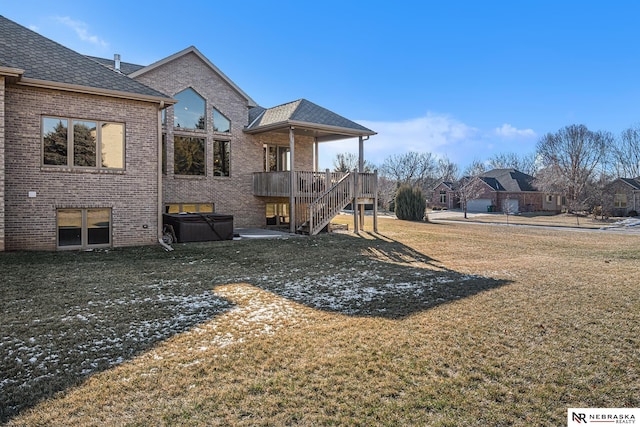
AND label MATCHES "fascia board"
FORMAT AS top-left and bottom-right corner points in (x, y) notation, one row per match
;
(17, 77), (176, 105)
